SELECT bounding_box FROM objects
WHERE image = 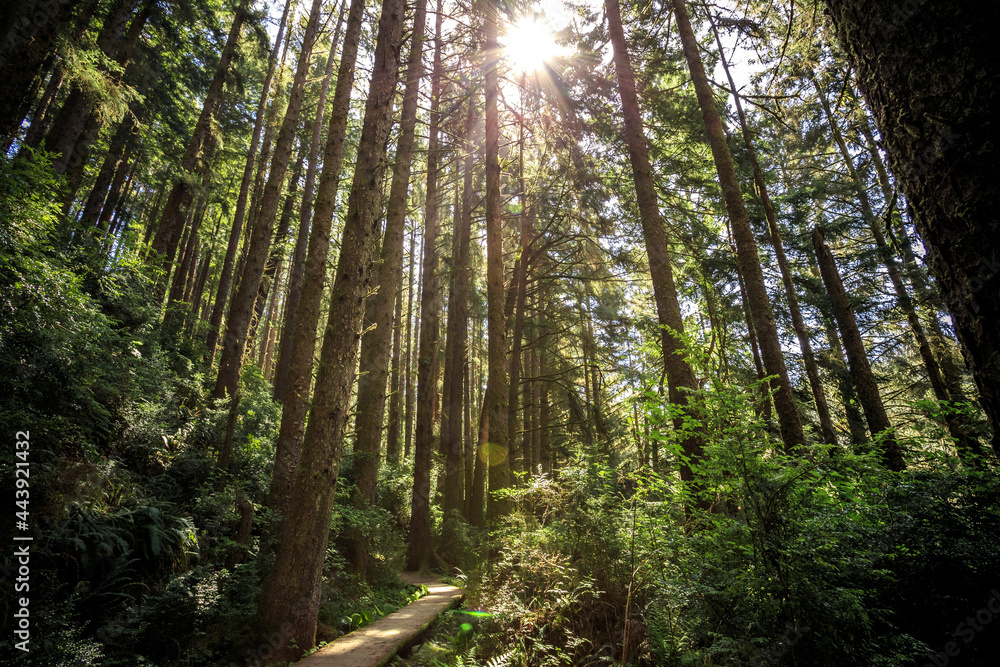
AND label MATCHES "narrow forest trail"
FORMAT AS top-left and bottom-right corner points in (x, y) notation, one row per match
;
(293, 574), (464, 667)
